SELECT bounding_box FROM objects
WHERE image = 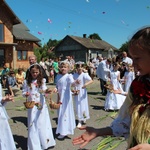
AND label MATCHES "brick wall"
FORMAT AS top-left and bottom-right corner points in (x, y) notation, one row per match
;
(0, 5), (13, 43)
(0, 2), (39, 70)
